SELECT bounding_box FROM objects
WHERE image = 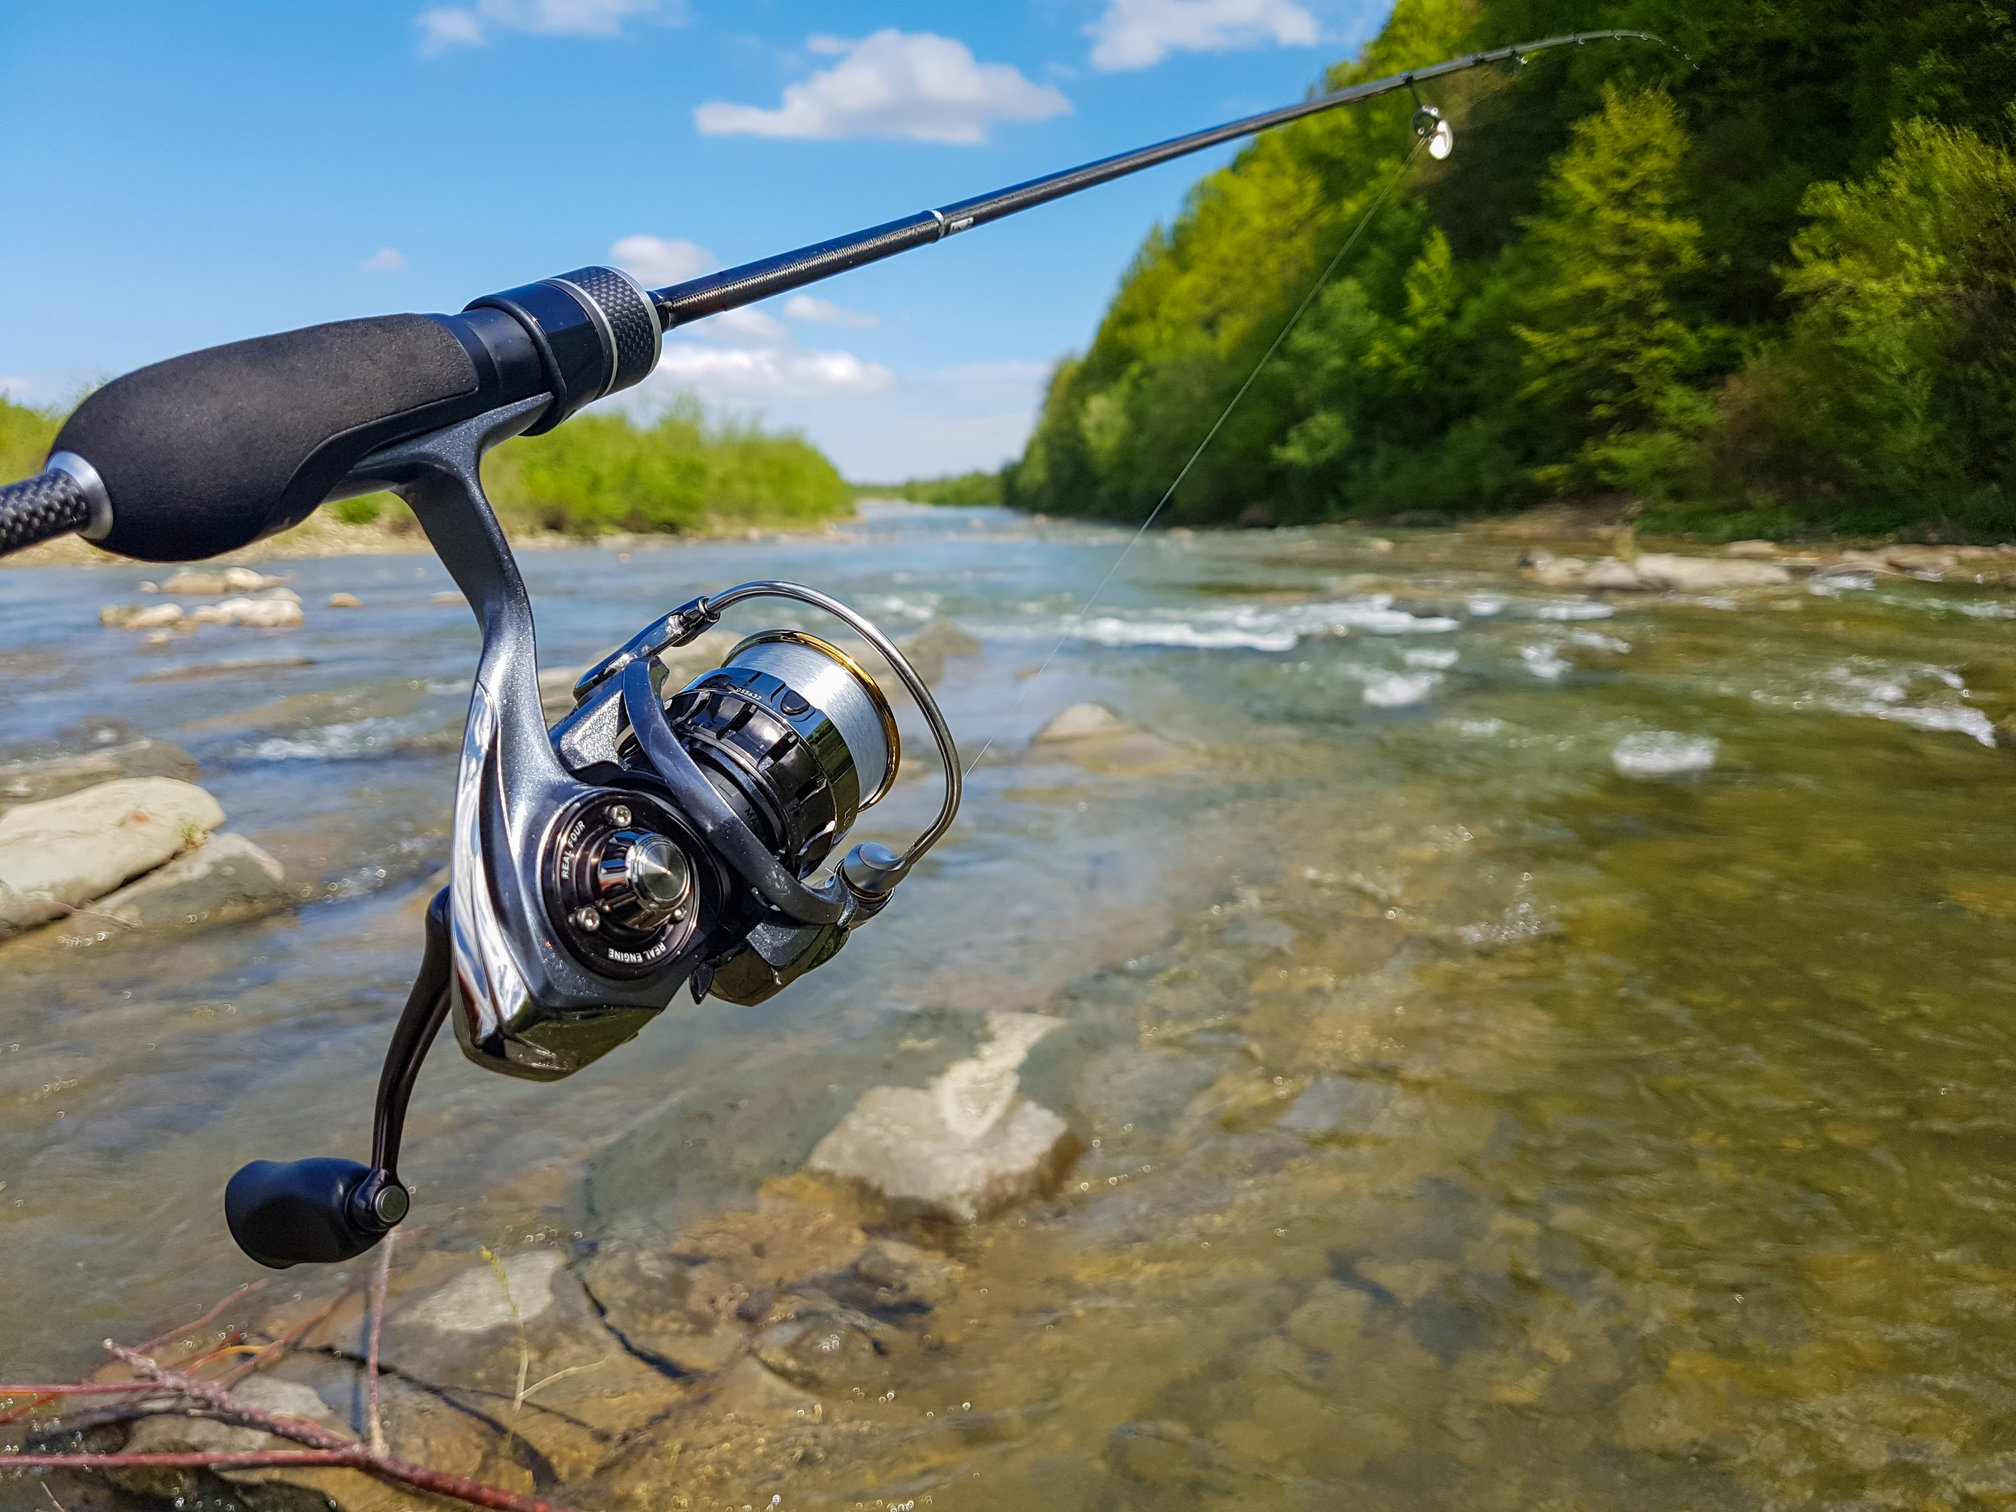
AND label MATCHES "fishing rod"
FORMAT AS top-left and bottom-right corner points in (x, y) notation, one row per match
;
(0, 28), (1665, 1268)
